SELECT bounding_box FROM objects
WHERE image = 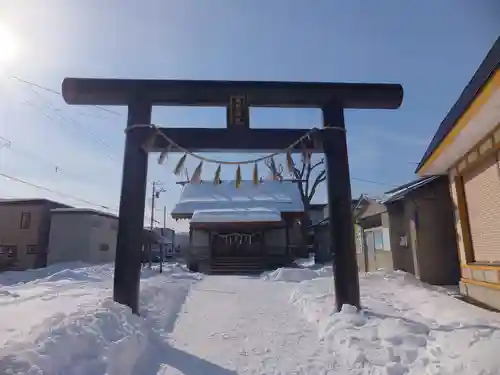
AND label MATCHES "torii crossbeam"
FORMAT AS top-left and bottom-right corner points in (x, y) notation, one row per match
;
(62, 78), (403, 314)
